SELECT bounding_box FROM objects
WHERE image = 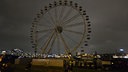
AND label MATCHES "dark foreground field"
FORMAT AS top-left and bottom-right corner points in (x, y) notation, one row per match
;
(7, 64), (127, 72)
